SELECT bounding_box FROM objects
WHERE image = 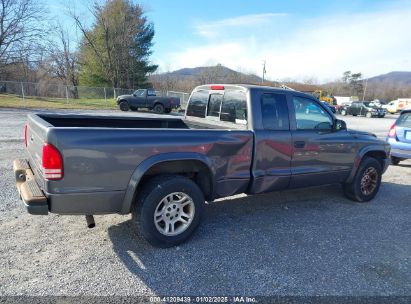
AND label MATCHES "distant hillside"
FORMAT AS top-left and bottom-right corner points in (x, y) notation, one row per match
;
(151, 65), (262, 83)
(367, 71), (411, 85)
